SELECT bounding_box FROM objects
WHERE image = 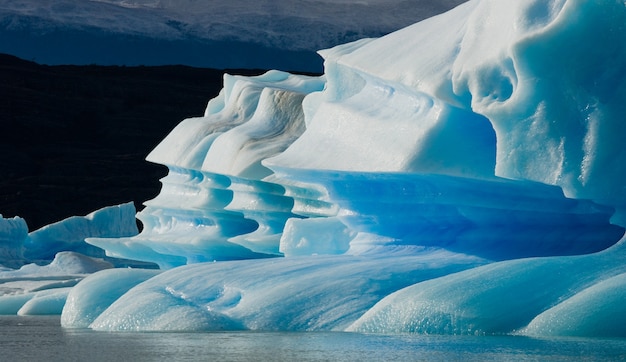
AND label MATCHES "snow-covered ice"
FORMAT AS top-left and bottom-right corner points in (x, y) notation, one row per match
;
(3, 0), (626, 338)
